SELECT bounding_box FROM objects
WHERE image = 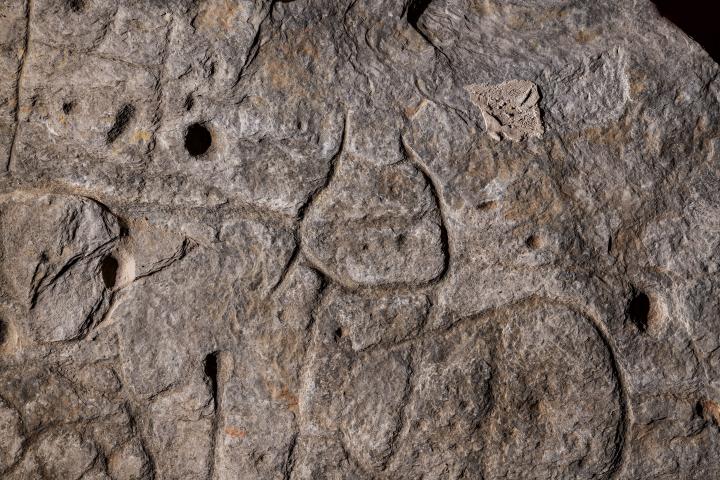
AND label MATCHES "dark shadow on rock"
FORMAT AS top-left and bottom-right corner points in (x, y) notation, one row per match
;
(407, 0), (432, 29)
(652, 0), (720, 63)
